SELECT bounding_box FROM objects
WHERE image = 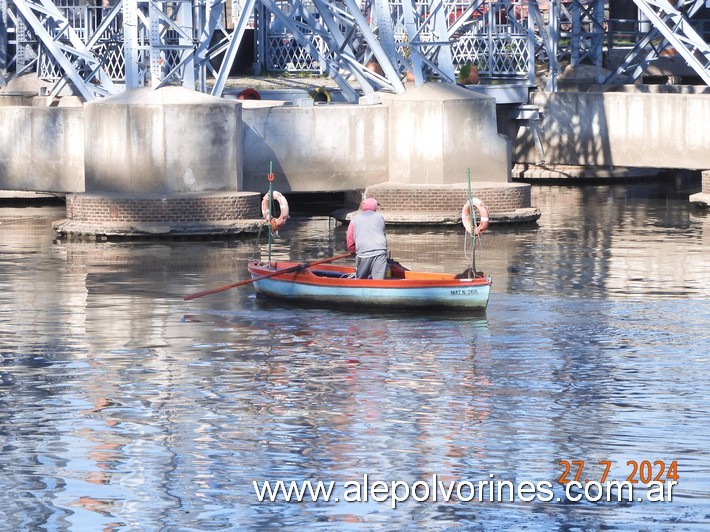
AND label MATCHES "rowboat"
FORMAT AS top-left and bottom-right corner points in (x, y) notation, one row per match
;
(246, 259), (492, 311)
(182, 195), (493, 308)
